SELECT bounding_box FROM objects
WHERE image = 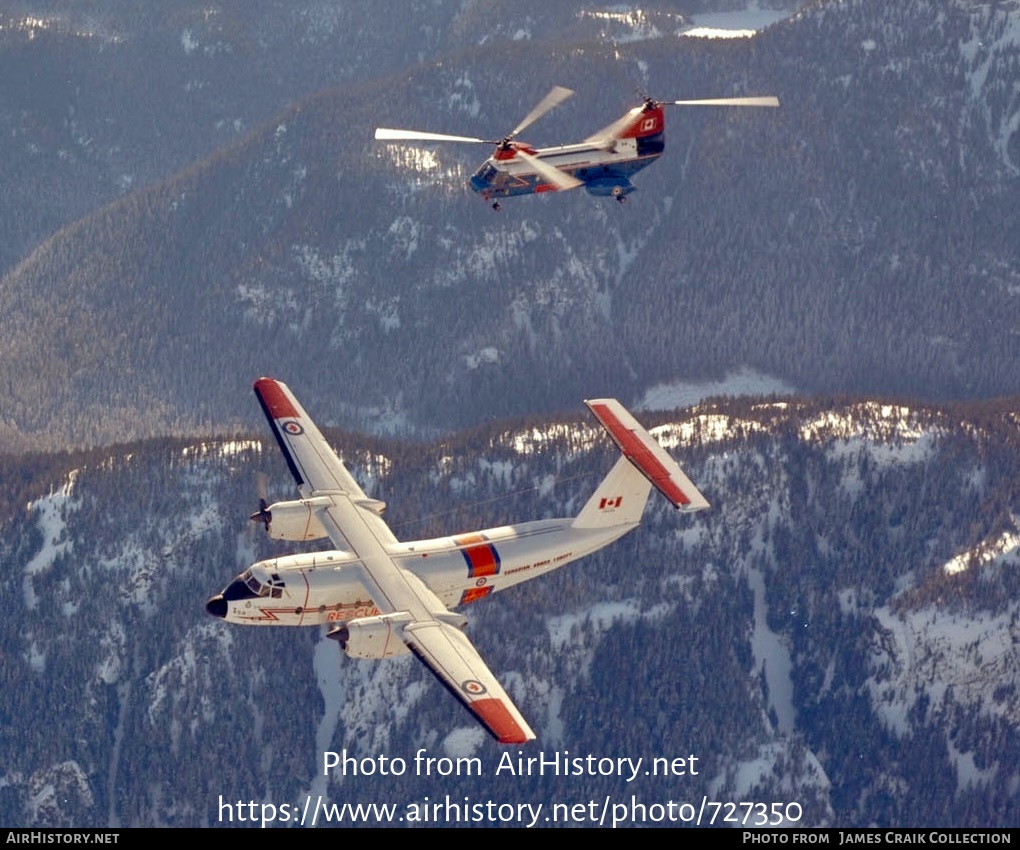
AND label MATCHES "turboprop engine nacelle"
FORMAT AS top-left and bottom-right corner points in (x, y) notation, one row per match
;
(328, 613), (414, 659)
(328, 611), (468, 659)
(264, 497), (331, 541)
